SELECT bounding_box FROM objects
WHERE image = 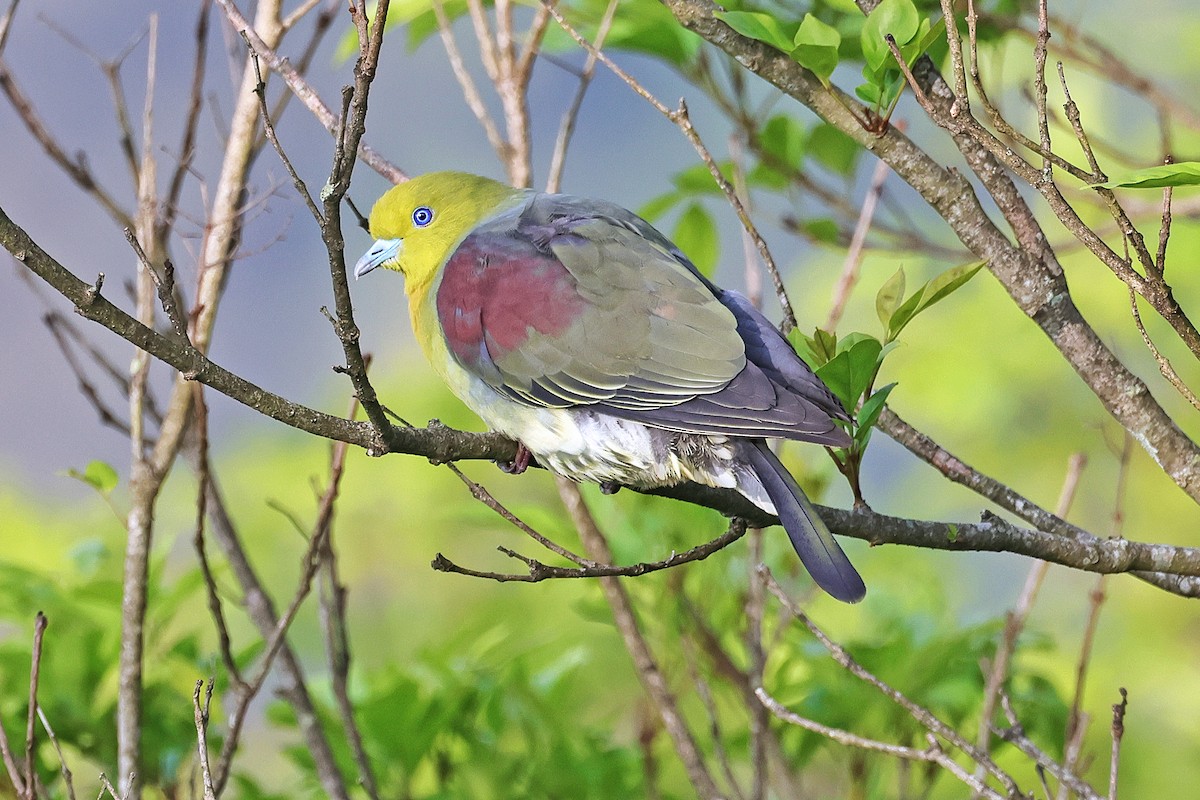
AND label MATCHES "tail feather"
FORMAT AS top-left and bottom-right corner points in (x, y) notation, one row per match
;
(743, 440), (866, 603)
